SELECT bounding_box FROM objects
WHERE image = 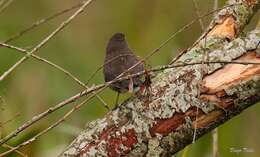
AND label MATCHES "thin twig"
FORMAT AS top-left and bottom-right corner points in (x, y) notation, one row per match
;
(191, 0), (206, 143)
(0, 0), (6, 8)
(211, 1), (219, 156)
(1, 144), (28, 157)
(0, 0), (14, 14)
(86, 54), (138, 85)
(0, 42), (109, 110)
(212, 128), (219, 157)
(192, 0), (205, 30)
(214, 0), (218, 11)
(2, 1), (83, 44)
(0, 0), (5, 6)
(0, 0), (95, 82)
(0, 113), (20, 127)
(0, 98), (89, 157)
